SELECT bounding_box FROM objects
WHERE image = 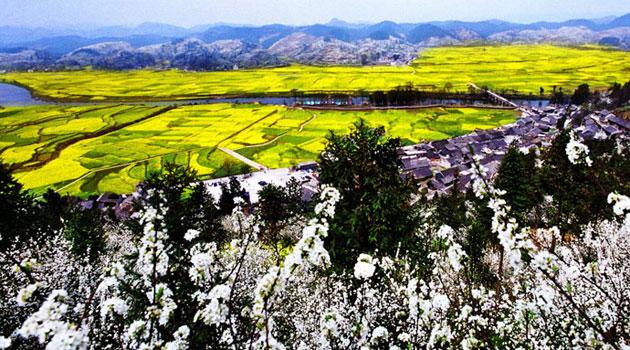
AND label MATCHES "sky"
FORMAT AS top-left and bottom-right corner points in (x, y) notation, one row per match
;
(2, 0), (629, 28)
